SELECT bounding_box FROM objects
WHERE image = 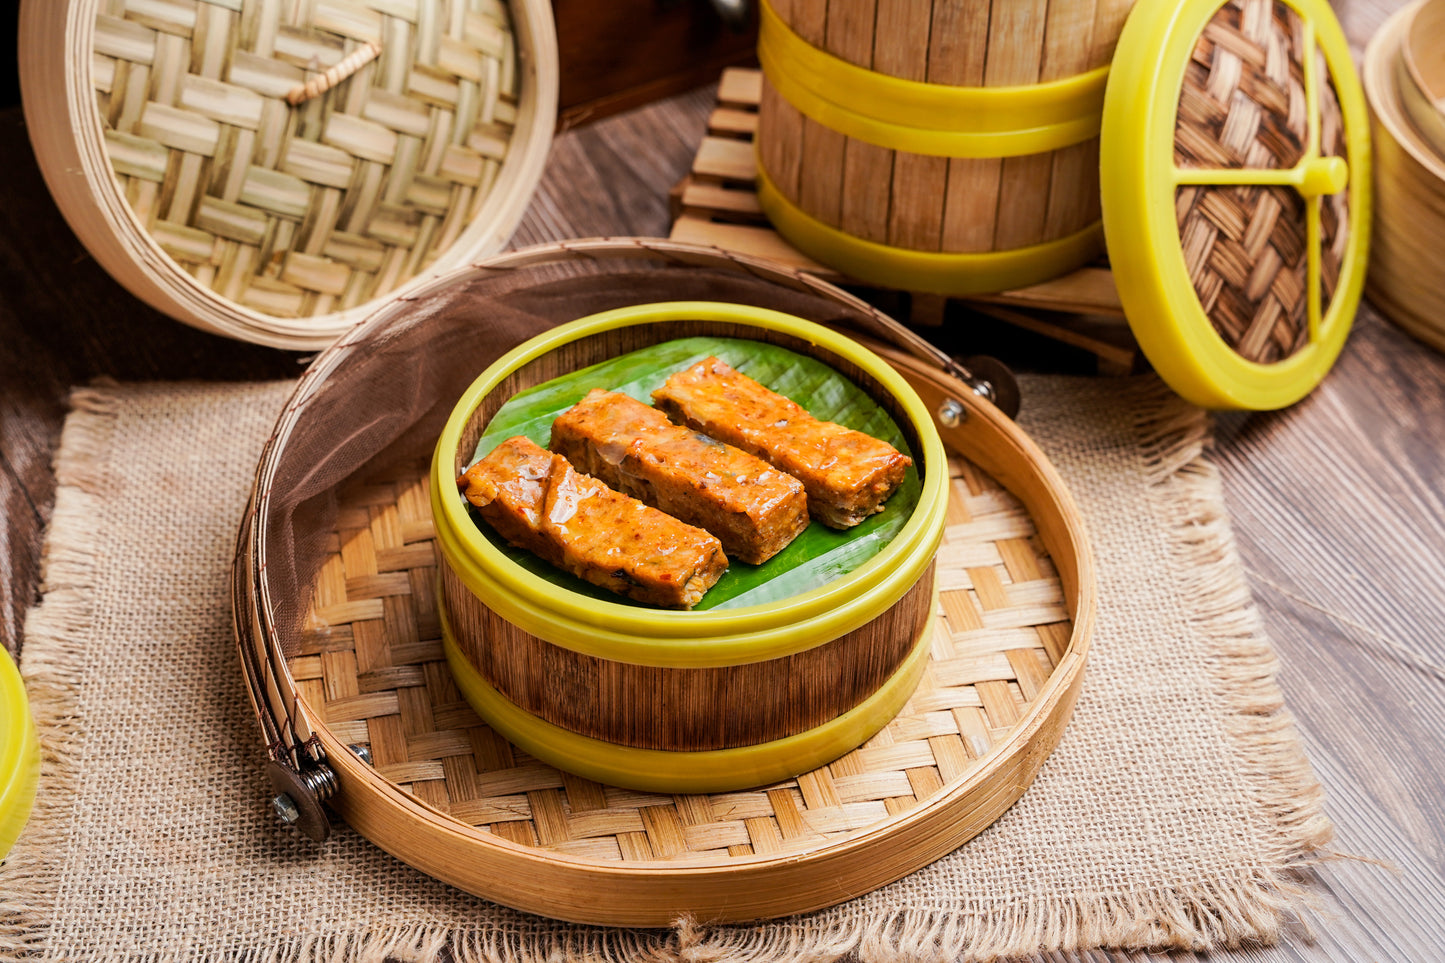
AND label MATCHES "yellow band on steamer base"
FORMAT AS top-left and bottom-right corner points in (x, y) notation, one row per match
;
(440, 602), (935, 795)
(758, 0), (1108, 158)
(756, 163), (1105, 296)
